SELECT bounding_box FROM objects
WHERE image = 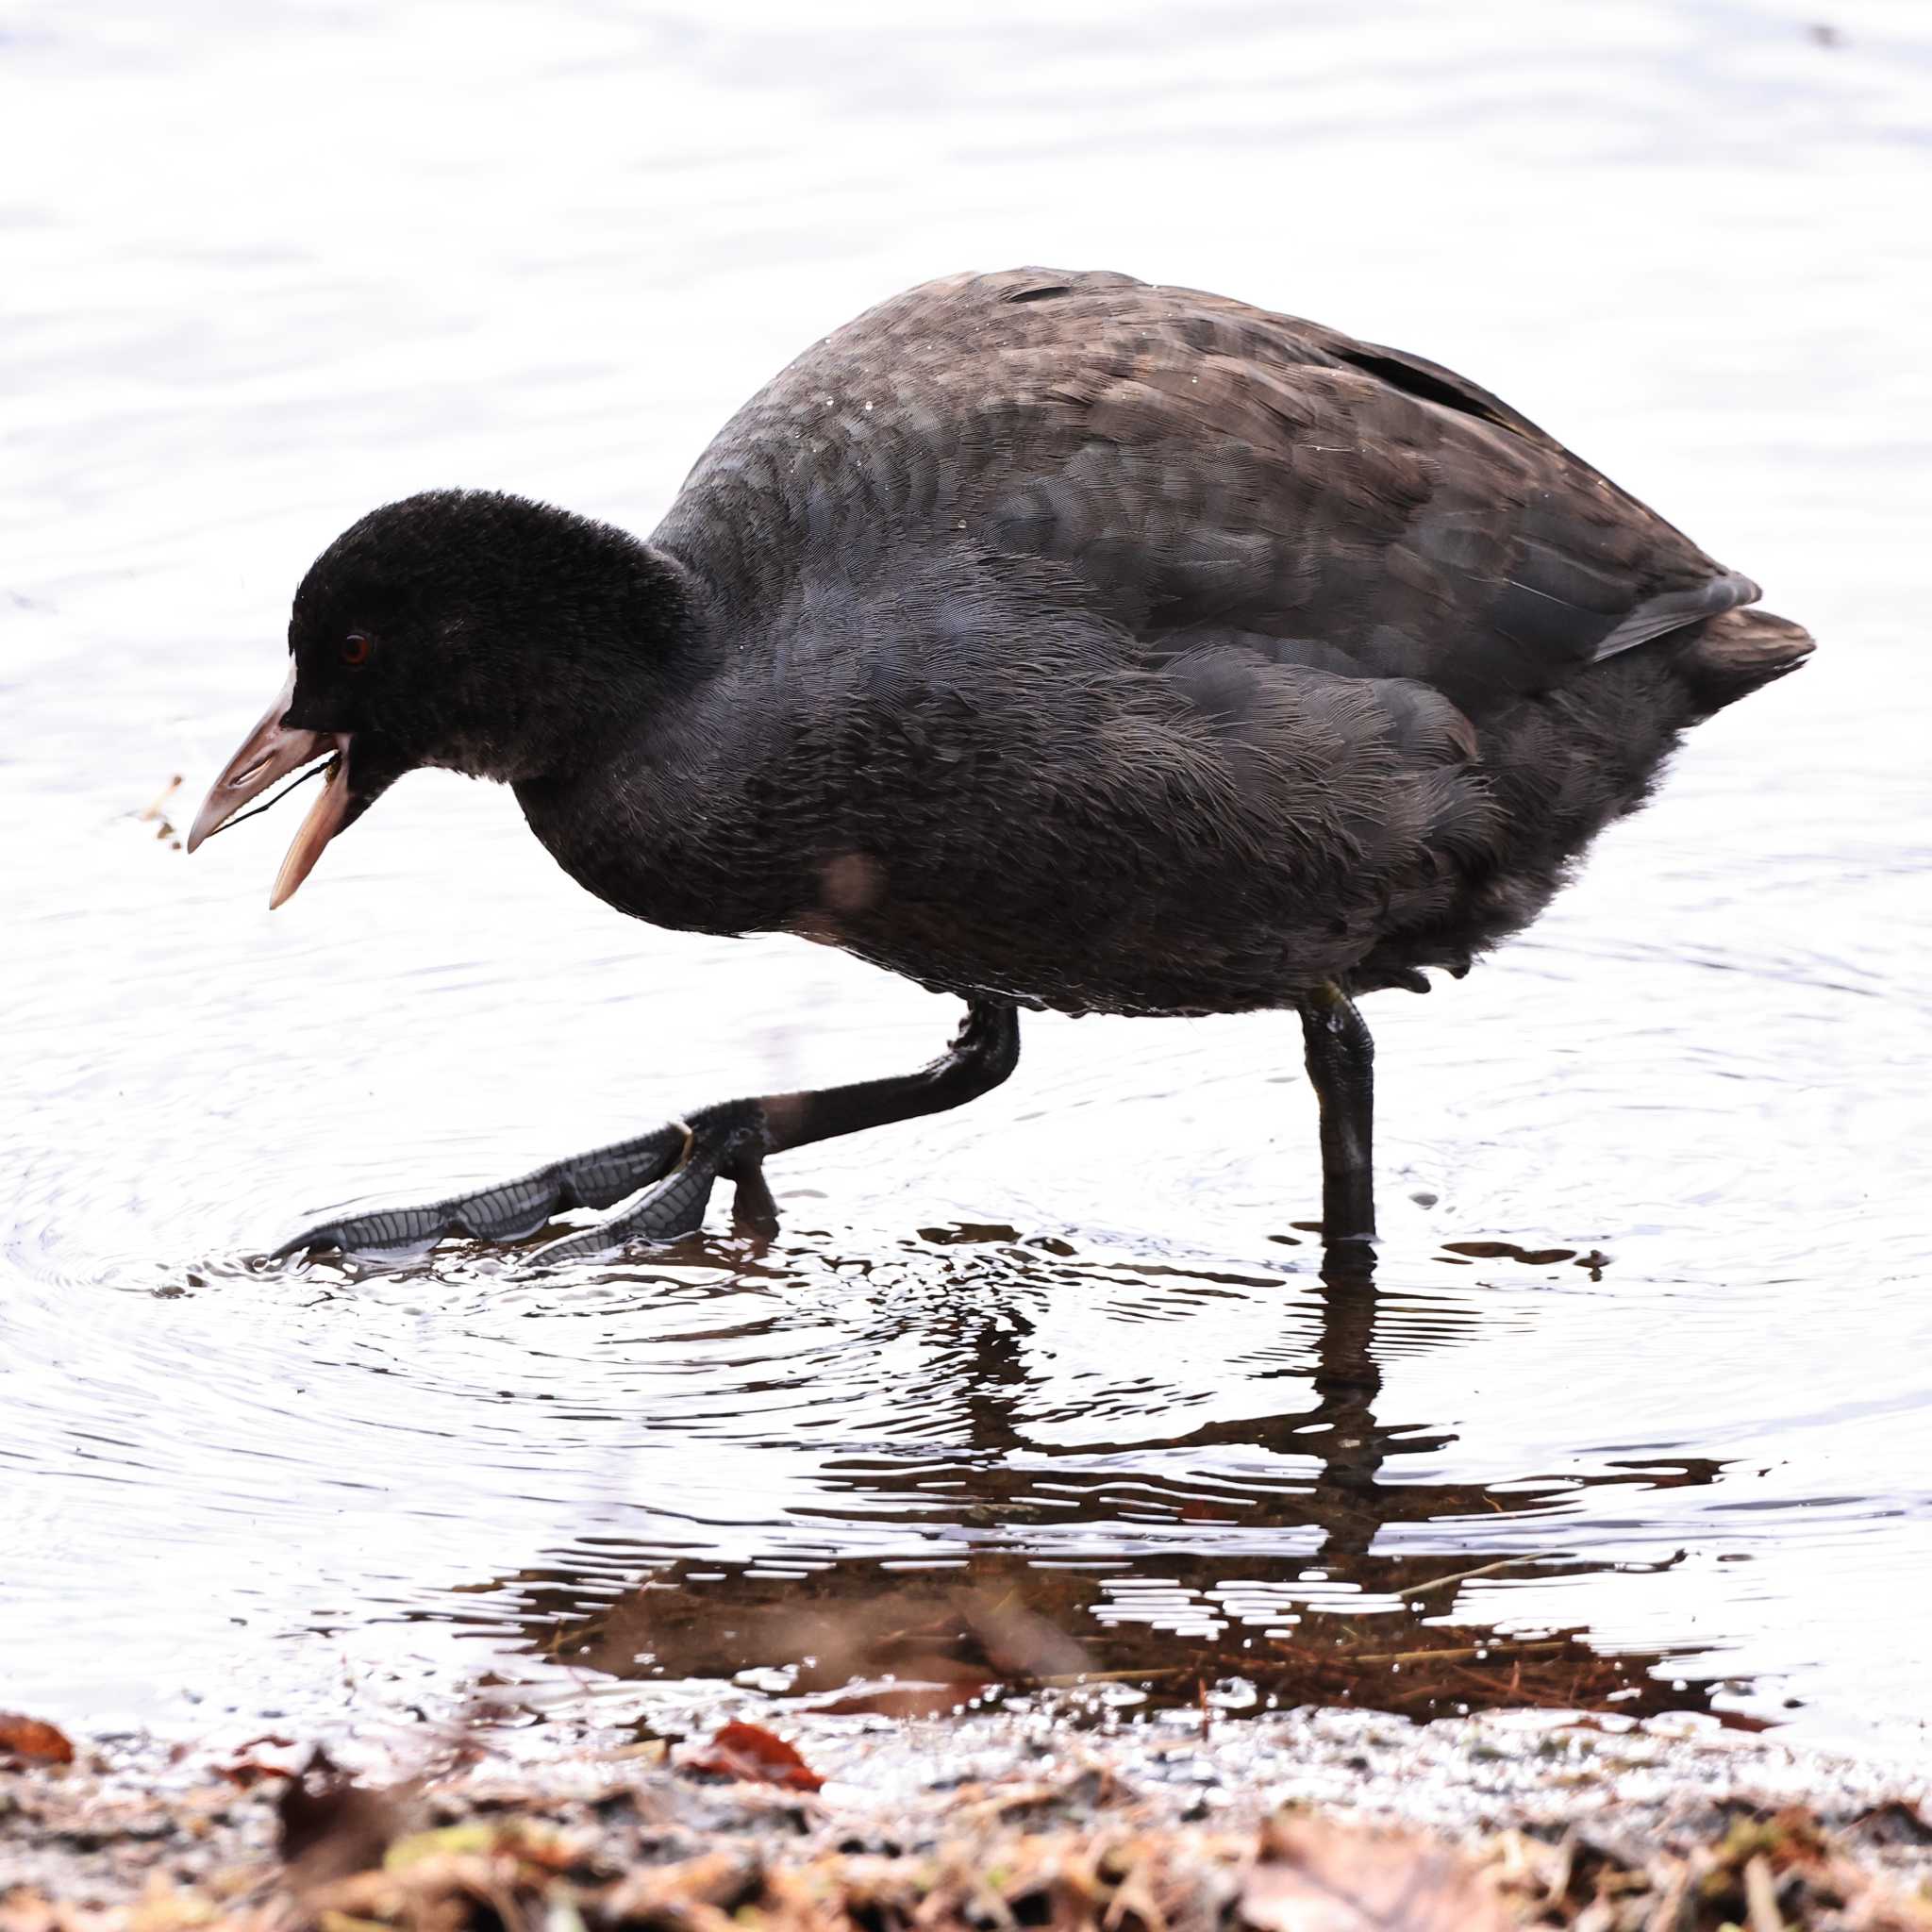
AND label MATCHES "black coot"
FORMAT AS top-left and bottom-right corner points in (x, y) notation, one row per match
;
(191, 268), (1812, 1262)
